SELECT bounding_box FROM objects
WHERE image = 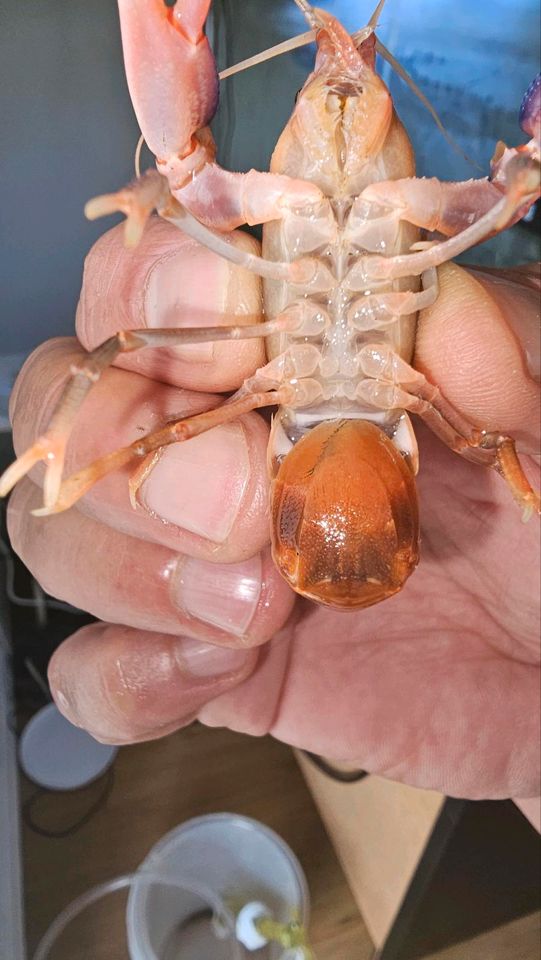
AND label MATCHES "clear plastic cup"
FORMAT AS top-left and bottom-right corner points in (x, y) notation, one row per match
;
(31, 873), (240, 960)
(126, 813), (310, 960)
